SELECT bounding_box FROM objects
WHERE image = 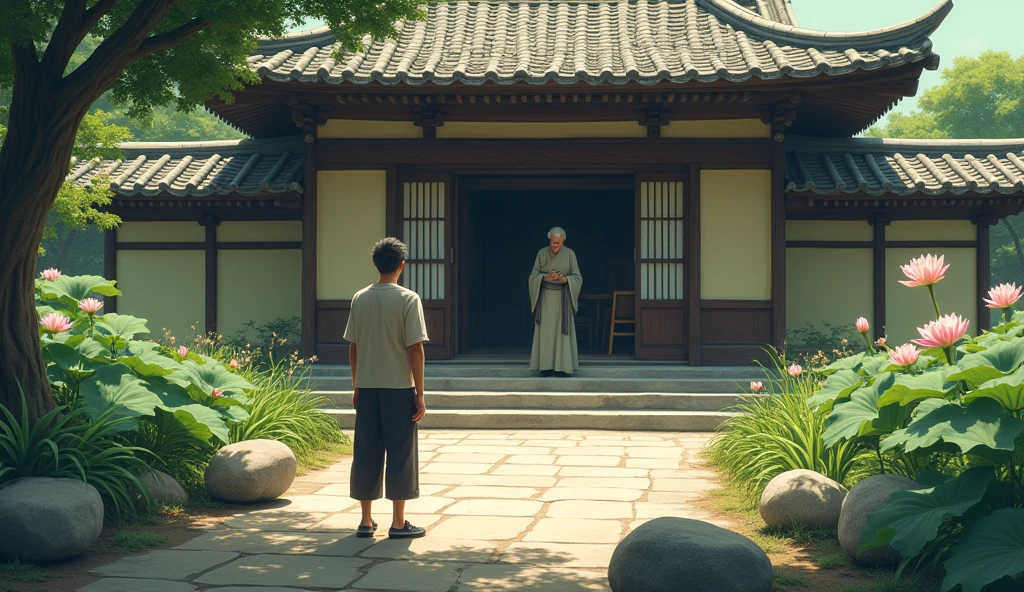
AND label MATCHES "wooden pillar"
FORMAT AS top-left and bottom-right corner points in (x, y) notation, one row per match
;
(200, 215), (218, 335)
(872, 215), (889, 341)
(301, 132), (319, 358)
(976, 216), (994, 332)
(687, 164), (702, 366)
(104, 229), (117, 313)
(770, 141), (786, 350)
